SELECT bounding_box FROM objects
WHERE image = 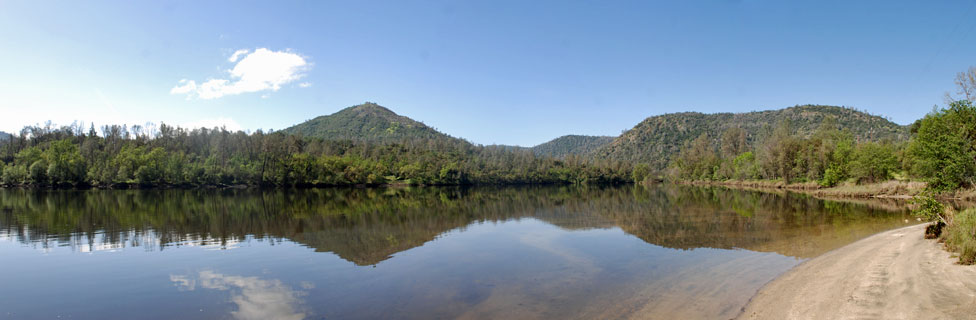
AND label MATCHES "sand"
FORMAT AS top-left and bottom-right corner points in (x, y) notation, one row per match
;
(739, 223), (976, 320)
